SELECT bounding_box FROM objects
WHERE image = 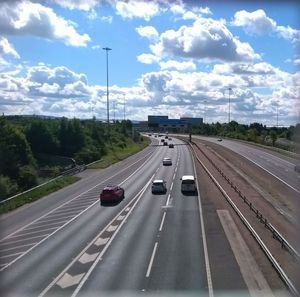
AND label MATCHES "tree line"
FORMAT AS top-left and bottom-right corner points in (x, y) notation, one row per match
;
(0, 116), (133, 200)
(191, 121), (300, 151)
